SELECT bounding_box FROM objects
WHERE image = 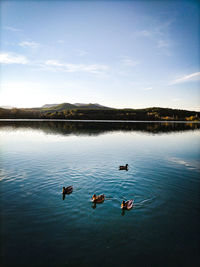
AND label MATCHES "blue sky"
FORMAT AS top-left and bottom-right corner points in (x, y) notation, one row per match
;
(0, 0), (199, 110)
